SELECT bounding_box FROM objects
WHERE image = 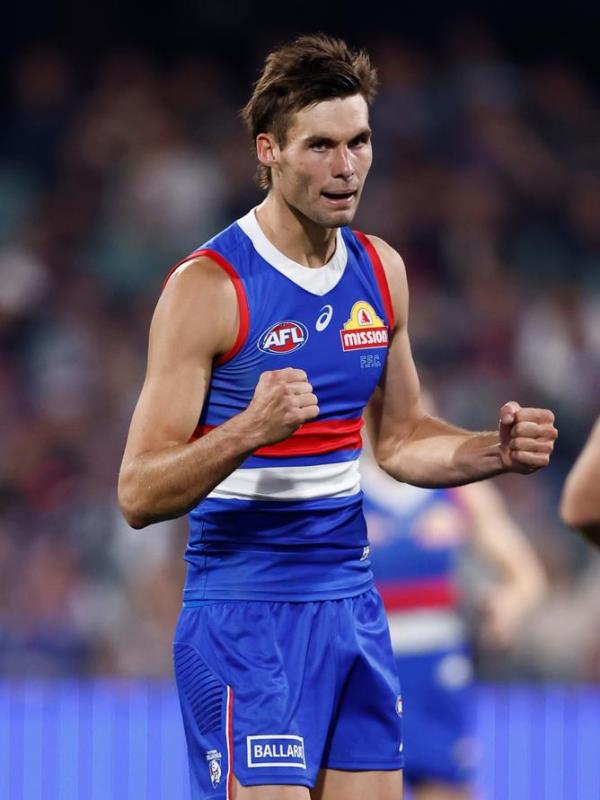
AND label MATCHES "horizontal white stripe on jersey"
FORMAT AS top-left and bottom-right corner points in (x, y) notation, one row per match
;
(208, 459), (361, 502)
(387, 609), (467, 654)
